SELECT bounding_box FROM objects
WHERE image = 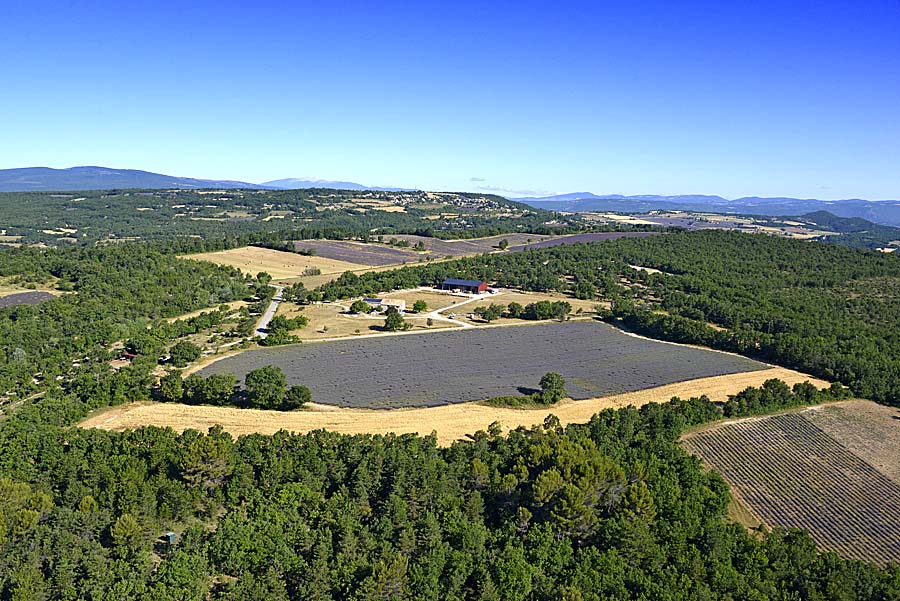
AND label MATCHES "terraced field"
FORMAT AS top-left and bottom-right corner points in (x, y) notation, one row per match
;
(683, 407), (900, 566)
(198, 320), (766, 408)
